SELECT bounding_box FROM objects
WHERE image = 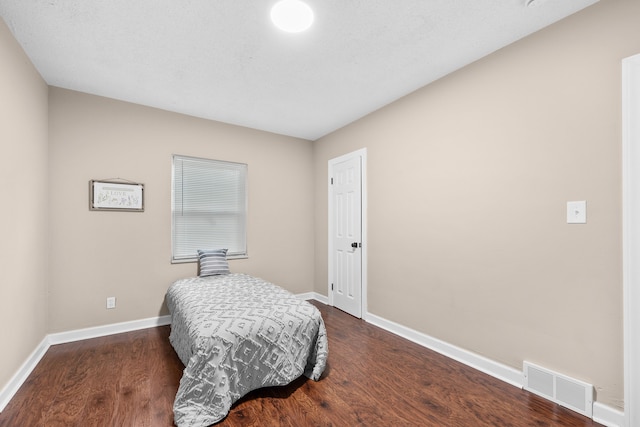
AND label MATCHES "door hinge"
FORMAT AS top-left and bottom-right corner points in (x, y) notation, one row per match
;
(330, 177), (333, 185)
(331, 283), (334, 291)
